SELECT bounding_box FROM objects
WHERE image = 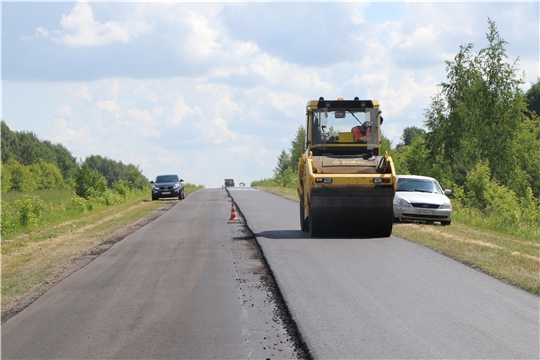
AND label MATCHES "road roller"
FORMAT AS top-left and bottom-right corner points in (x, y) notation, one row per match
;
(297, 97), (396, 237)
